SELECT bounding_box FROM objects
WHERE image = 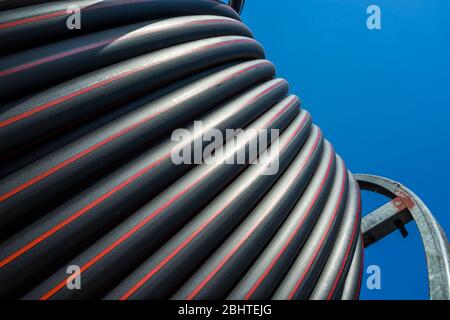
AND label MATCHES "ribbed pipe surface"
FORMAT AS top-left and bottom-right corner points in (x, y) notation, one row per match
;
(0, 0), (362, 300)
